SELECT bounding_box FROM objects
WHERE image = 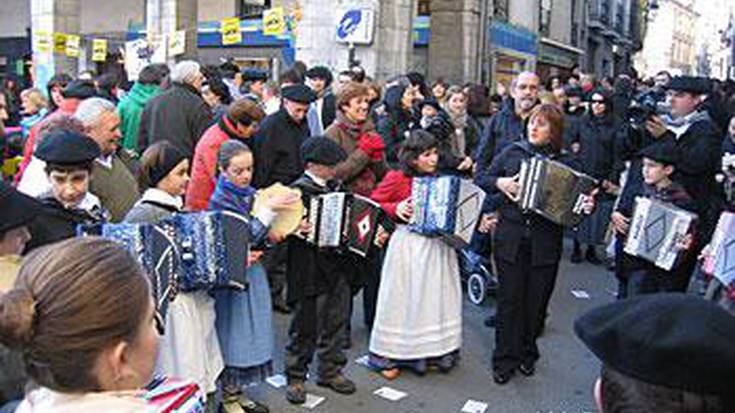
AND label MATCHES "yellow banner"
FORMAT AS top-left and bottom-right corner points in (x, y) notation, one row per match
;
(263, 7), (286, 36)
(65, 35), (80, 57)
(92, 39), (107, 62)
(220, 17), (242, 45)
(53, 33), (67, 54)
(34, 30), (52, 53)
